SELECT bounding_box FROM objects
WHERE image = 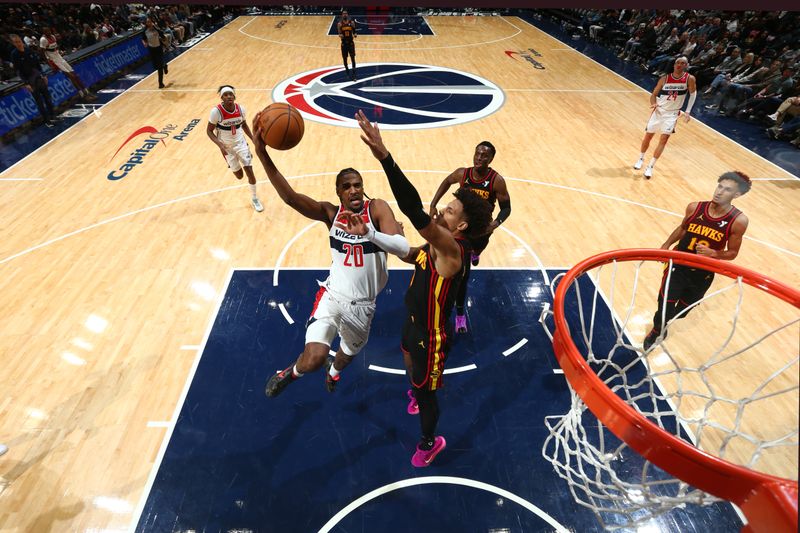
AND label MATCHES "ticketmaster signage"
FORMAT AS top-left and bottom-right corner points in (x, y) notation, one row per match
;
(0, 36), (148, 135)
